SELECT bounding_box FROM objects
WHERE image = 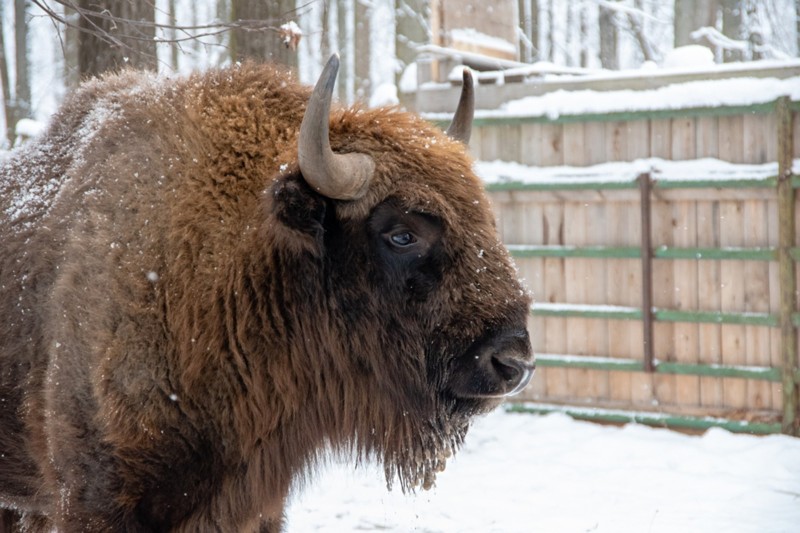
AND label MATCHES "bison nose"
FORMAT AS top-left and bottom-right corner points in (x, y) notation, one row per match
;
(491, 351), (535, 397)
(448, 328), (535, 399)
